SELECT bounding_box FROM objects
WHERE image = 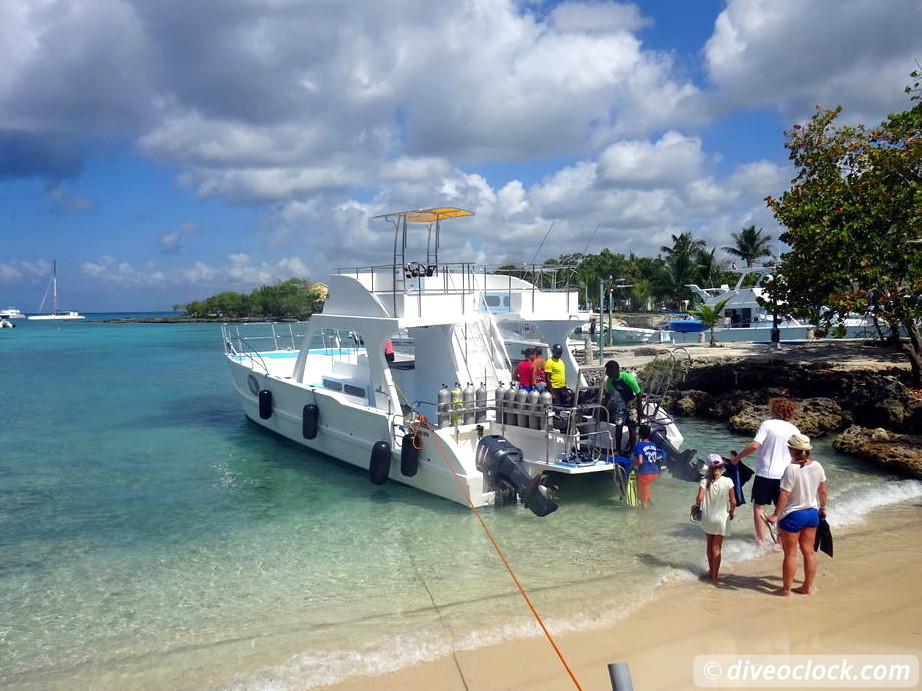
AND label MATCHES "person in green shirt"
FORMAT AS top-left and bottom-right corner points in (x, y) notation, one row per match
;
(600, 360), (642, 454)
